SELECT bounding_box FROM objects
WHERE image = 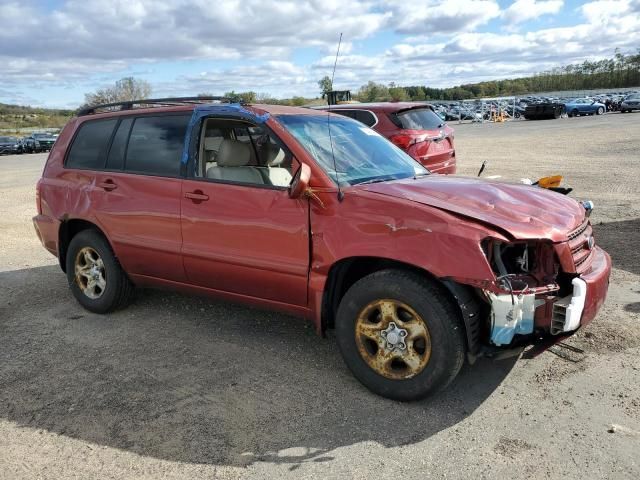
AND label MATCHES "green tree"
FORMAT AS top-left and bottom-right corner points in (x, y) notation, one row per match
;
(291, 96), (307, 106)
(317, 76), (333, 98)
(388, 86), (408, 101)
(83, 77), (152, 107)
(224, 91), (257, 103)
